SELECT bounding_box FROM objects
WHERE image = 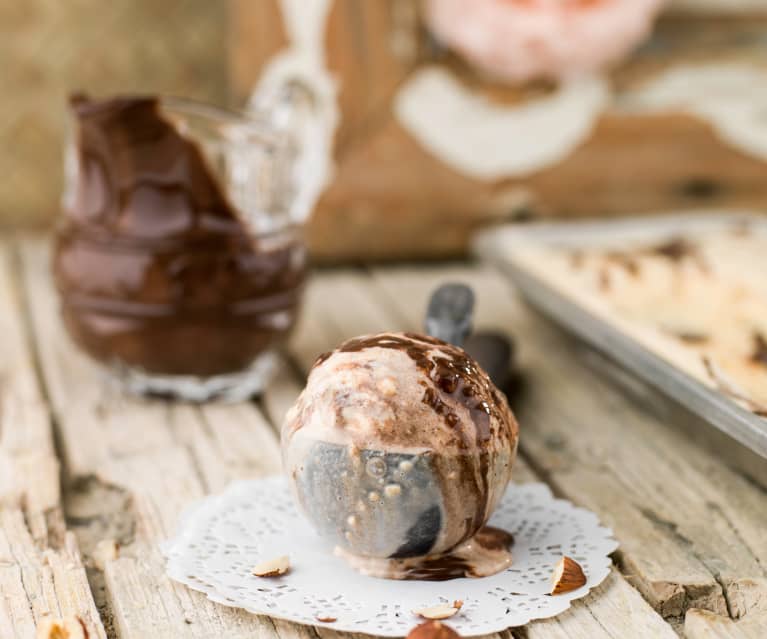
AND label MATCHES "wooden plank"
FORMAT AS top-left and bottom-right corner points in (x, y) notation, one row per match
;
(261, 357), (305, 434)
(369, 264), (767, 625)
(0, 245), (105, 639)
(0, 243), (106, 638)
(17, 238), (291, 638)
(521, 570), (676, 639)
(0, 244), (59, 539)
(0, 512), (106, 639)
(685, 608), (767, 639)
